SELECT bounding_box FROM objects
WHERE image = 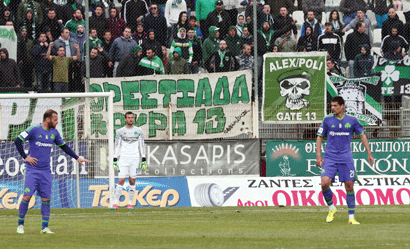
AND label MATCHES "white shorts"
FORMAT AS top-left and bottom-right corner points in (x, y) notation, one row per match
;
(118, 157), (141, 178)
